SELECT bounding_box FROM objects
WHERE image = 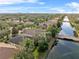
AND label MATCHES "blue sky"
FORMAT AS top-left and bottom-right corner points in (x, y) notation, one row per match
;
(0, 0), (79, 13)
